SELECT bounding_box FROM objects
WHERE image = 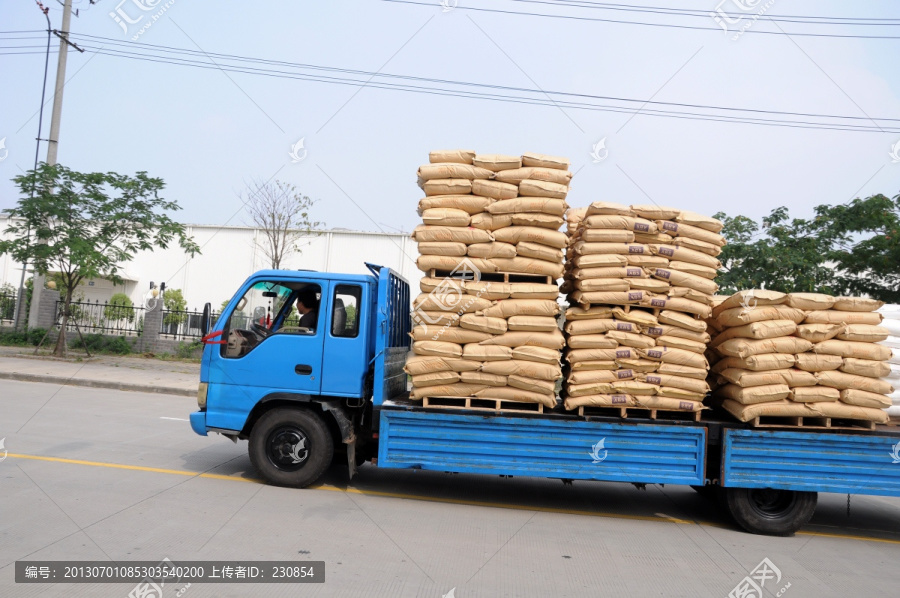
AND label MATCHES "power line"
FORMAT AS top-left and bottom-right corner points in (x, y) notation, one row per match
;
(379, 0), (900, 39)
